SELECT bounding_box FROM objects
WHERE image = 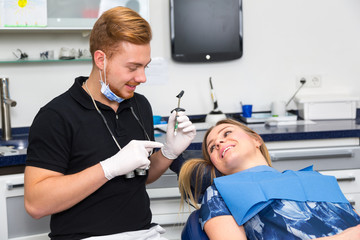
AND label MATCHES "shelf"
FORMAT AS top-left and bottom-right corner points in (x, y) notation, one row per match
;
(0, 0), (149, 33)
(0, 58), (92, 64)
(0, 27), (92, 33)
(0, 19), (95, 33)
